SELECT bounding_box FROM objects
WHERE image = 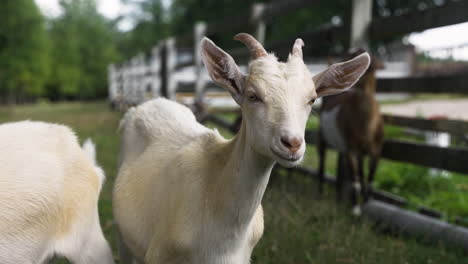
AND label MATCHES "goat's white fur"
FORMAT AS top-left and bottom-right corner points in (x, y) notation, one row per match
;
(0, 121), (114, 264)
(115, 98), (268, 263)
(113, 35), (370, 263)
